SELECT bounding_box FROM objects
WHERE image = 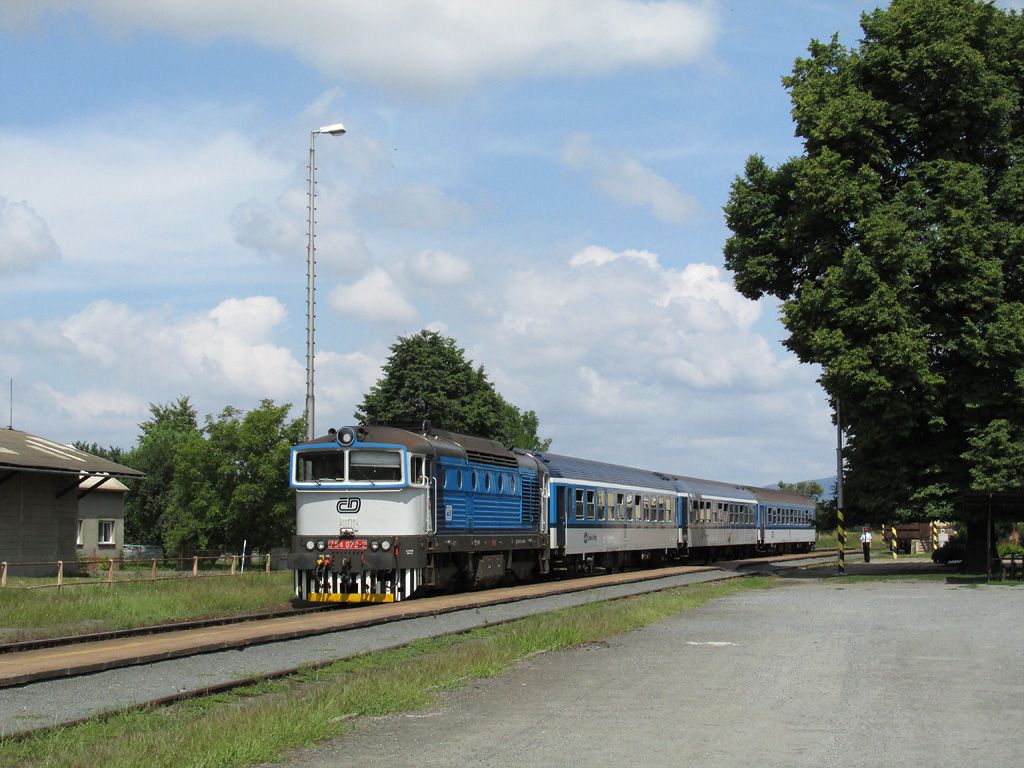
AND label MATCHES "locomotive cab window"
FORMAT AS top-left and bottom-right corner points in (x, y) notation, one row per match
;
(349, 450), (402, 482)
(411, 456), (427, 485)
(295, 450), (346, 483)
